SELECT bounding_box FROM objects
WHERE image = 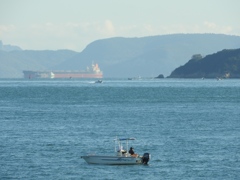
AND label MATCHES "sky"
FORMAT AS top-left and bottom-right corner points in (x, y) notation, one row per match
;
(0, 0), (240, 52)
